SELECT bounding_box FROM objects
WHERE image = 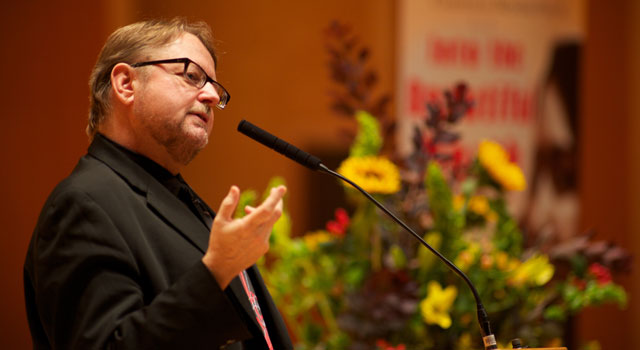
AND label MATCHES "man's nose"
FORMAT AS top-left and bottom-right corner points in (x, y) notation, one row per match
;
(198, 81), (221, 107)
